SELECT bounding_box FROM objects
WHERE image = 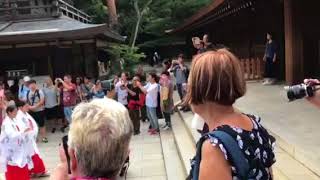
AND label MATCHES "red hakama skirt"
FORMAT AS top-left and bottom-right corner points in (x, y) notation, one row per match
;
(5, 165), (30, 180)
(30, 154), (46, 174)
